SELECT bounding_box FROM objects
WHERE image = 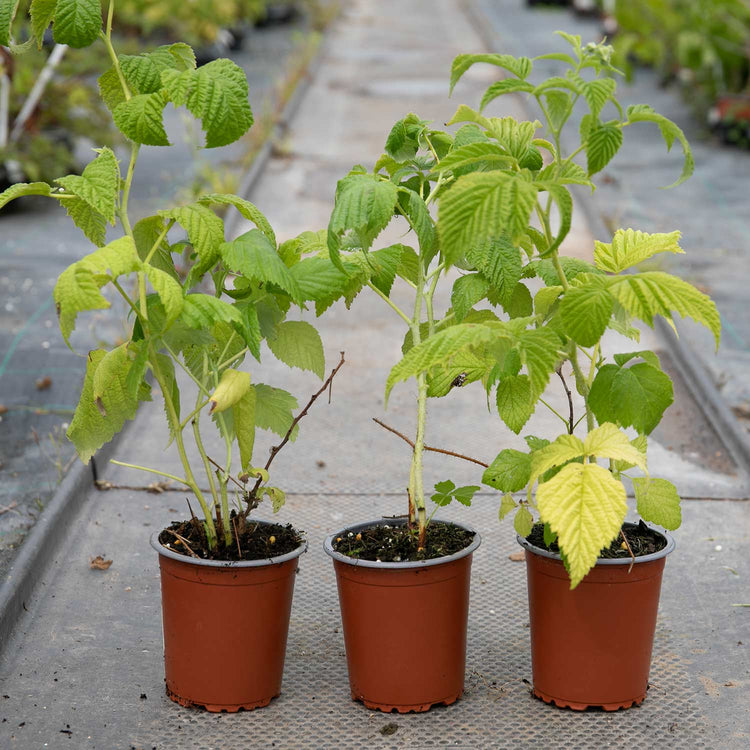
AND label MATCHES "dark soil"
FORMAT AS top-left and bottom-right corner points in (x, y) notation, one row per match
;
(158, 514), (302, 561)
(526, 520), (667, 559)
(332, 521), (475, 562)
